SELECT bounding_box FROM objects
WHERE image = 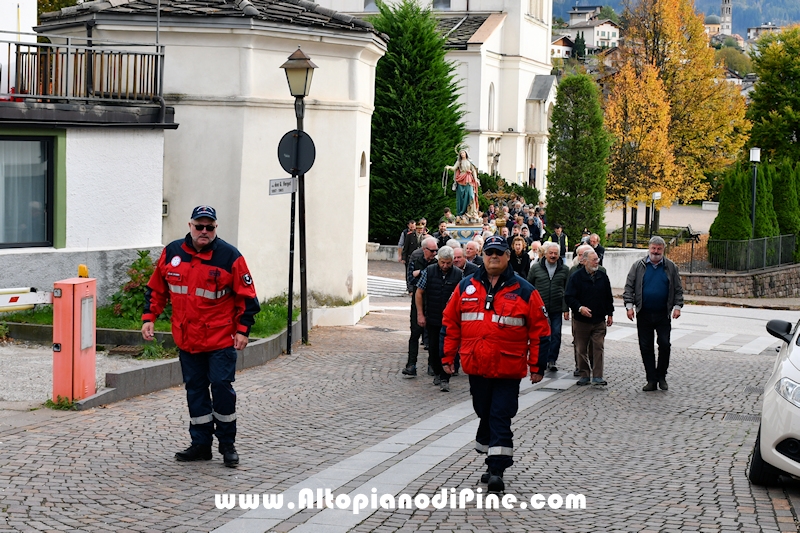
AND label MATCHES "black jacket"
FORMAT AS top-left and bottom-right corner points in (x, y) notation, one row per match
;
(420, 264), (463, 326)
(564, 267), (614, 324)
